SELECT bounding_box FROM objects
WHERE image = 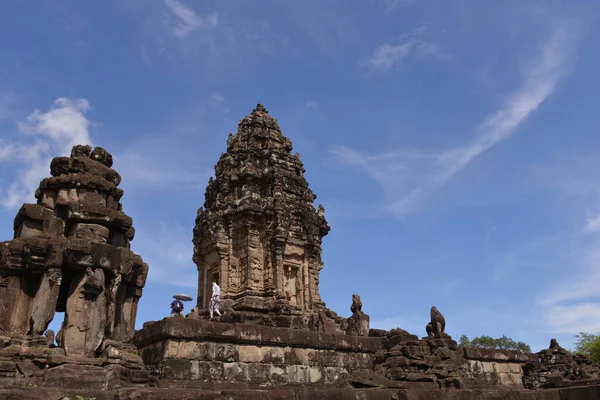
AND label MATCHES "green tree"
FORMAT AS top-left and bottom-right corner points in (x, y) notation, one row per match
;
(460, 334), (531, 353)
(573, 332), (600, 363)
